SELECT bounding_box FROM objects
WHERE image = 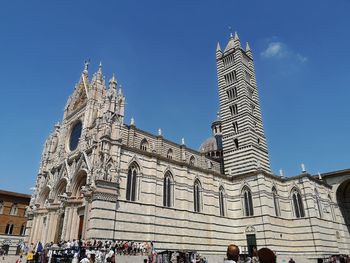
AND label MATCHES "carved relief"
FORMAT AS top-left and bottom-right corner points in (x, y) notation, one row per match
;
(66, 82), (88, 116)
(245, 225), (256, 233)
